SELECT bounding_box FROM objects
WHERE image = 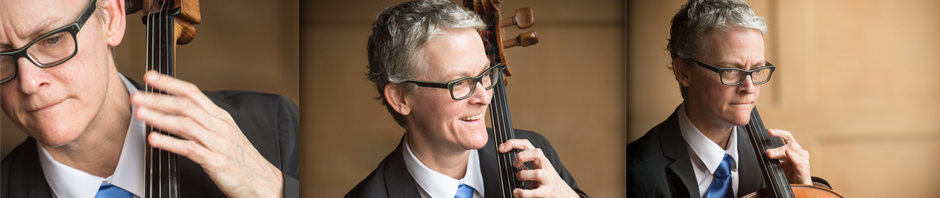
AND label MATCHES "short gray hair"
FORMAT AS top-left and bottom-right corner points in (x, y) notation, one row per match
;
(367, 0), (485, 127)
(666, 0), (767, 99)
